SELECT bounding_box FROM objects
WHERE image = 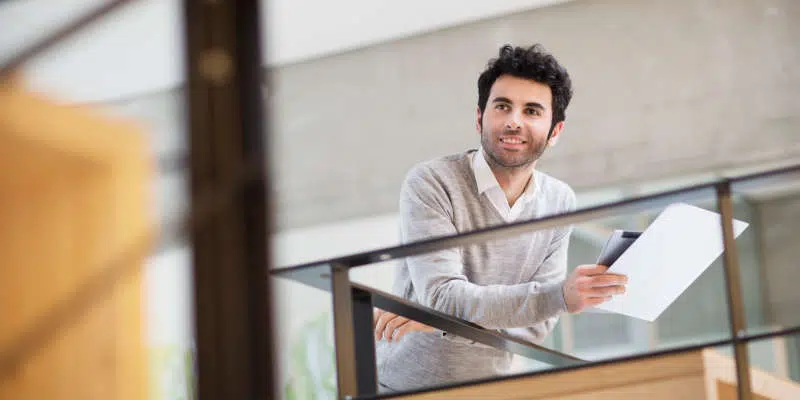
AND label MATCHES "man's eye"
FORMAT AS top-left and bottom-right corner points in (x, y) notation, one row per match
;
(526, 108), (541, 116)
(495, 104), (509, 110)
